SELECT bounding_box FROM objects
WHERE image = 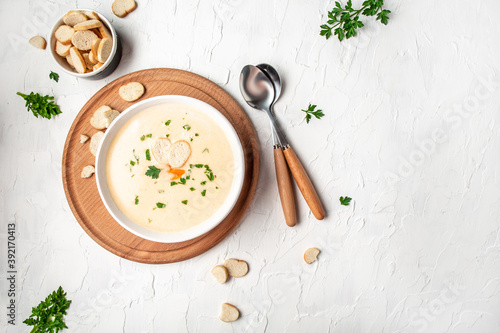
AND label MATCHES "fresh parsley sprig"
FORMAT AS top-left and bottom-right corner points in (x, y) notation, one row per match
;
(320, 0), (390, 41)
(339, 196), (352, 206)
(302, 104), (324, 124)
(17, 92), (62, 119)
(49, 71), (59, 82)
(145, 165), (162, 179)
(23, 286), (72, 333)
